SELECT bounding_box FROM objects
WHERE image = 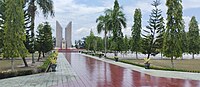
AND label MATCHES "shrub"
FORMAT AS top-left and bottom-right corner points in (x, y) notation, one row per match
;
(0, 69), (35, 79)
(38, 58), (51, 72)
(0, 50), (59, 79)
(38, 51), (58, 72)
